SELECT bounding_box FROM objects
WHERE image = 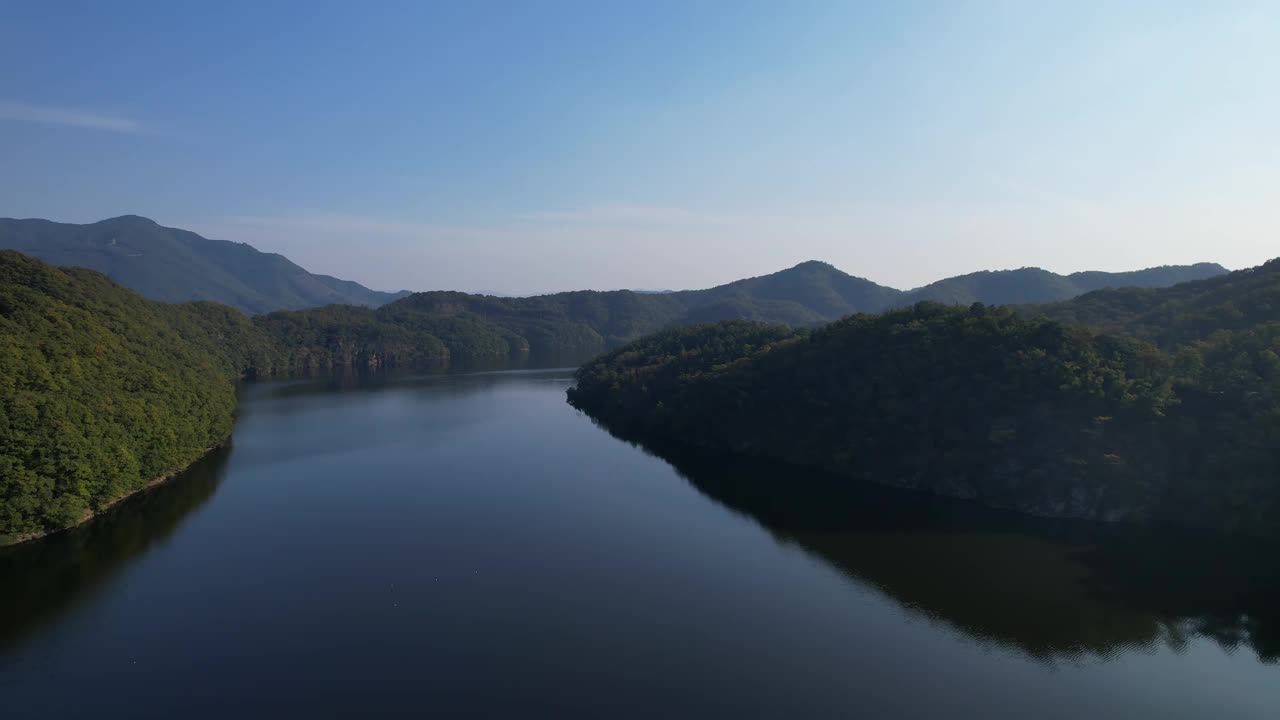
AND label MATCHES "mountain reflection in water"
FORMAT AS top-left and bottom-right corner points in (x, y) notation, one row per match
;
(612, 433), (1280, 665)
